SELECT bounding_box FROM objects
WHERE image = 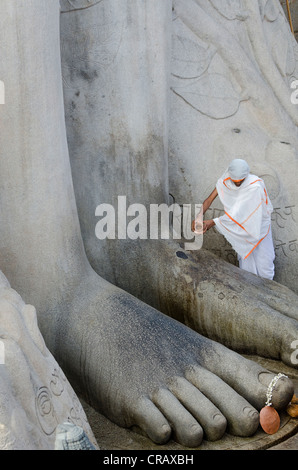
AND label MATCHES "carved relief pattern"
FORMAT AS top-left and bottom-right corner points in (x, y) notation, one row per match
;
(60, 0), (103, 13)
(171, 35), (216, 80)
(172, 73), (243, 119)
(50, 367), (66, 396)
(261, 0), (298, 80)
(35, 386), (58, 436)
(171, 8), (245, 119)
(69, 394), (89, 427)
(35, 367), (88, 436)
(272, 204), (297, 258)
(209, 0), (248, 20)
(261, 0), (280, 22)
(275, 238), (298, 257)
(272, 205), (296, 229)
